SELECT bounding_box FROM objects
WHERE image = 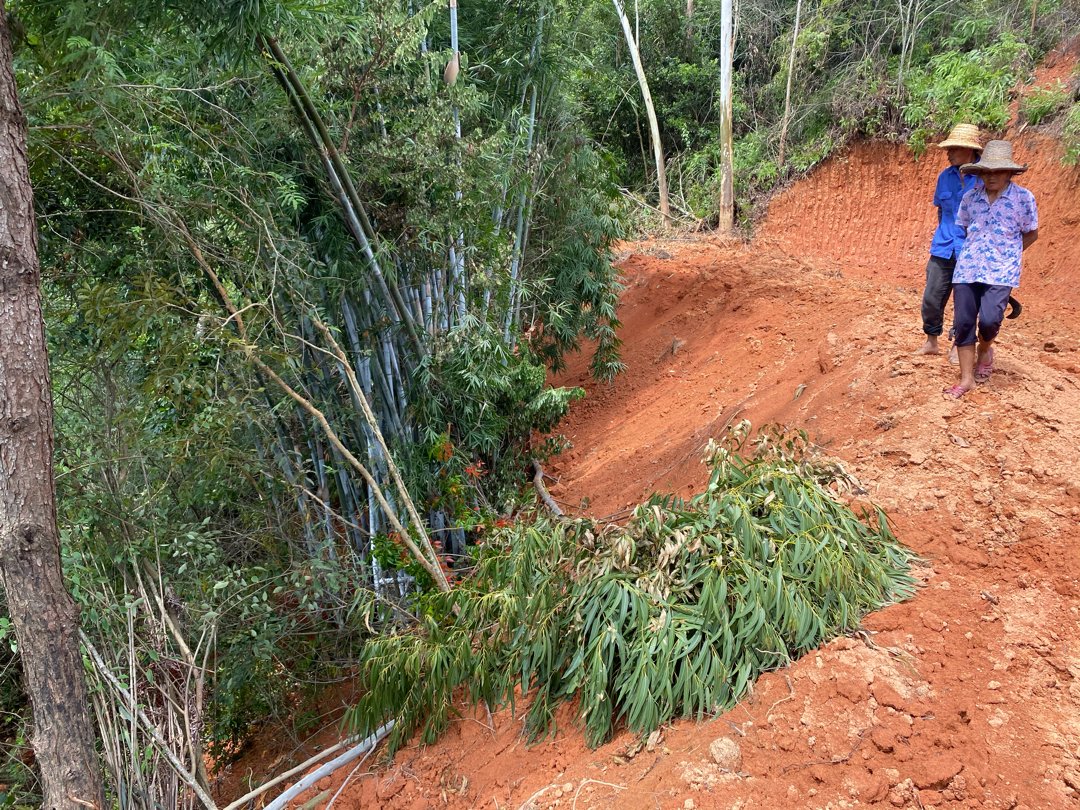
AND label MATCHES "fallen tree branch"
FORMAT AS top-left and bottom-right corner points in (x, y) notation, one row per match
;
(222, 728), (377, 810)
(262, 722), (395, 810)
(532, 460), (564, 517)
